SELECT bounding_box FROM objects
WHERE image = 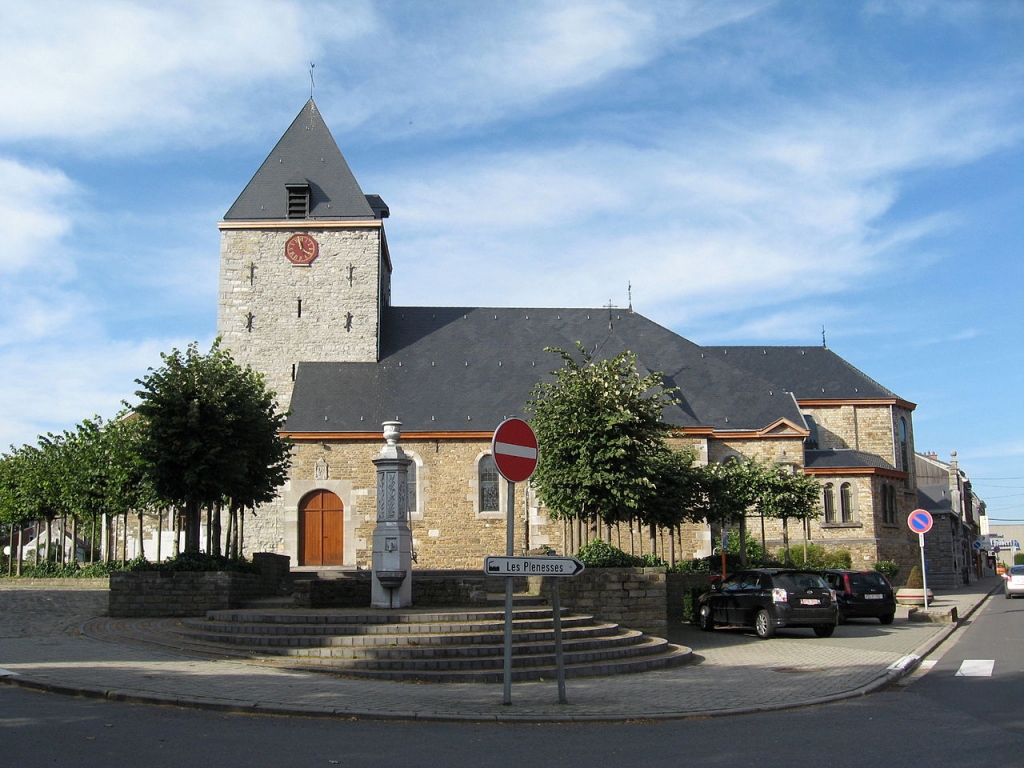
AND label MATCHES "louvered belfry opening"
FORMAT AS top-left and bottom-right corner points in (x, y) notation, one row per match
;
(286, 183), (310, 218)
